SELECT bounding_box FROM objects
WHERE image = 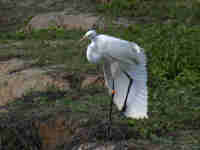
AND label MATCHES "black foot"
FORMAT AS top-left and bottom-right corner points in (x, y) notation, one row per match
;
(119, 111), (126, 120)
(97, 120), (112, 140)
(107, 125), (112, 140)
